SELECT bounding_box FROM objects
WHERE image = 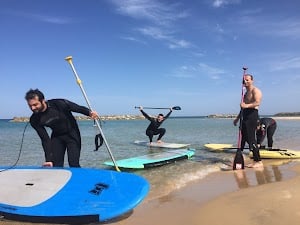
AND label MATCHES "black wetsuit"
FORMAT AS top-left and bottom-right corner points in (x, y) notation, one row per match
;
(256, 118), (277, 148)
(240, 108), (261, 162)
(140, 110), (172, 143)
(30, 99), (90, 167)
